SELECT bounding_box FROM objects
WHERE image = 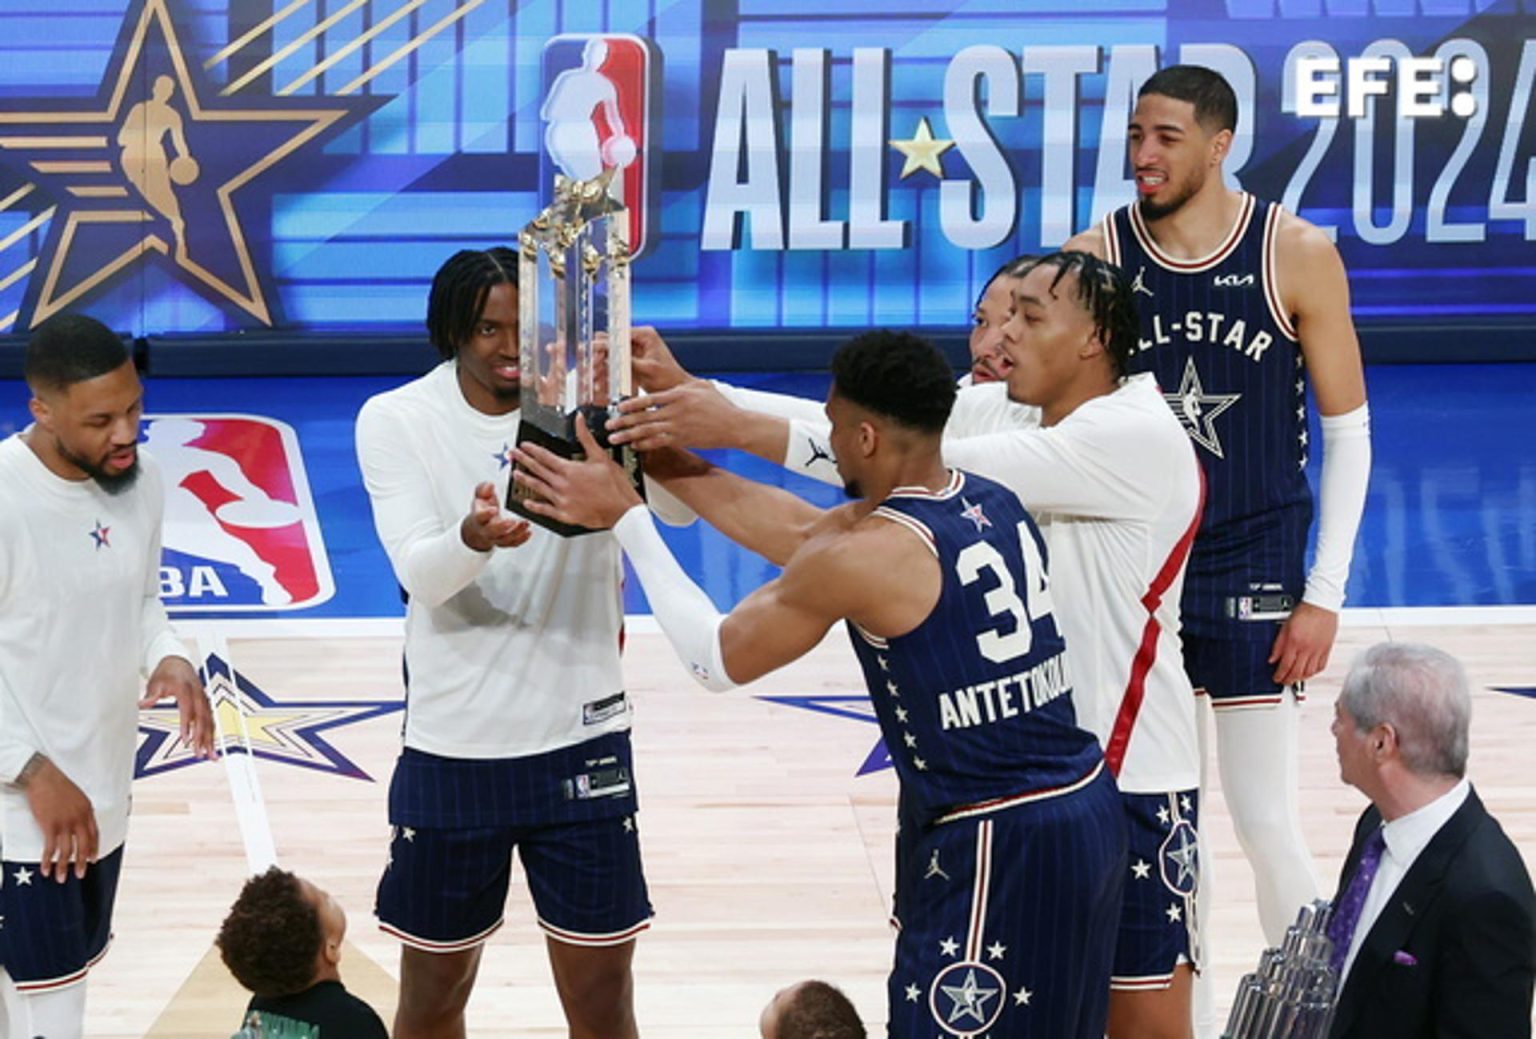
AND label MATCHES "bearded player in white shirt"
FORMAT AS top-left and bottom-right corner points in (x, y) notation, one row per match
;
(0, 313), (213, 1039)
(356, 249), (653, 1039)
